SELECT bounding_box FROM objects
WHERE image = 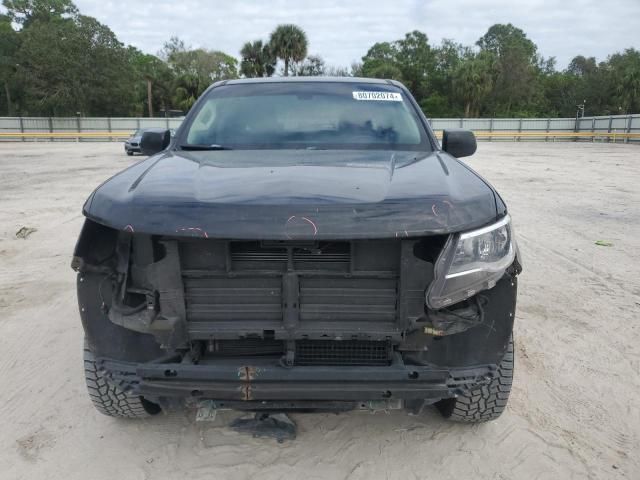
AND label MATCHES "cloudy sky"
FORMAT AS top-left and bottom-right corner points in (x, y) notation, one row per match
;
(72, 0), (639, 68)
